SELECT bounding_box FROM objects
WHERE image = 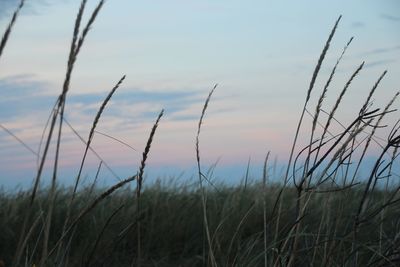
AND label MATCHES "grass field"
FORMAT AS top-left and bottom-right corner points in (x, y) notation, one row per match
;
(0, 1), (399, 266)
(0, 182), (399, 266)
